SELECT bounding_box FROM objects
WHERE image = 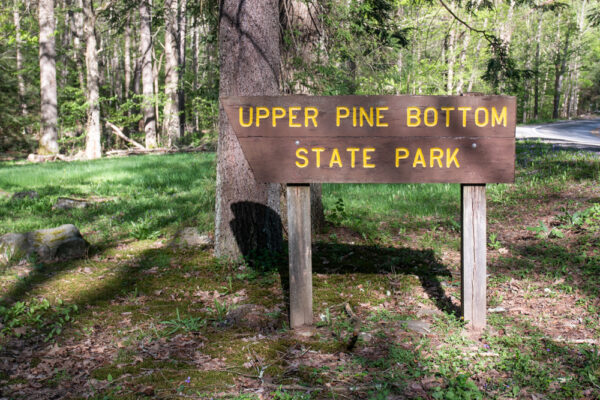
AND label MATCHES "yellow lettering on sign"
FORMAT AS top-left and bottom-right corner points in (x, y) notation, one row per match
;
(458, 107), (471, 127)
(272, 107), (286, 127)
(295, 148), (308, 168)
(336, 107), (350, 127)
(475, 107), (488, 127)
(407, 107), (421, 127)
(492, 106), (507, 127)
(329, 148), (343, 168)
(376, 107), (389, 127)
(395, 148), (409, 167)
(353, 107), (357, 127)
(256, 107), (269, 127)
(305, 107), (318, 127)
(239, 107), (253, 127)
(312, 147), (325, 168)
(289, 107), (301, 127)
(430, 147), (443, 168)
(360, 107), (374, 127)
(446, 148), (460, 168)
(363, 148), (376, 168)
(441, 107), (455, 127)
(413, 148), (426, 168)
(424, 107), (438, 127)
(346, 148), (359, 168)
